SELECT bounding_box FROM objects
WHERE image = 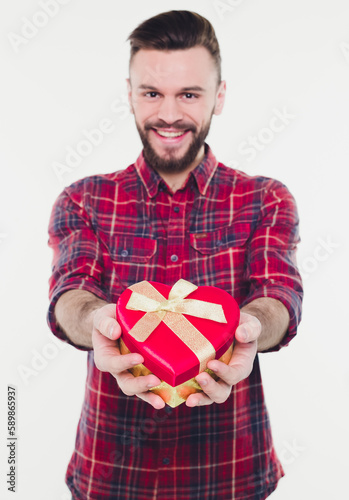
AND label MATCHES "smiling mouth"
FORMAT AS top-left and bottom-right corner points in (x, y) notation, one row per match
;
(152, 128), (190, 138)
(155, 129), (187, 137)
